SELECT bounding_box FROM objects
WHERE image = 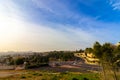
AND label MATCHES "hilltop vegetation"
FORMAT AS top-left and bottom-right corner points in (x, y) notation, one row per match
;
(0, 42), (120, 80)
(0, 51), (77, 69)
(84, 42), (120, 80)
